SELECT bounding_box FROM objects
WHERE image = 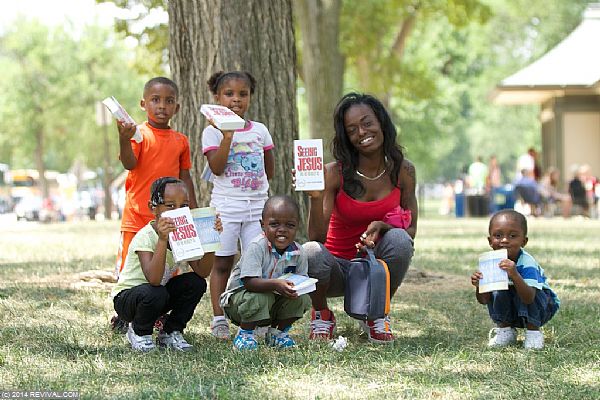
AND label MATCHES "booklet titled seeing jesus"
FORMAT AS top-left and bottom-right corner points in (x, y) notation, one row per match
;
(162, 207), (205, 263)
